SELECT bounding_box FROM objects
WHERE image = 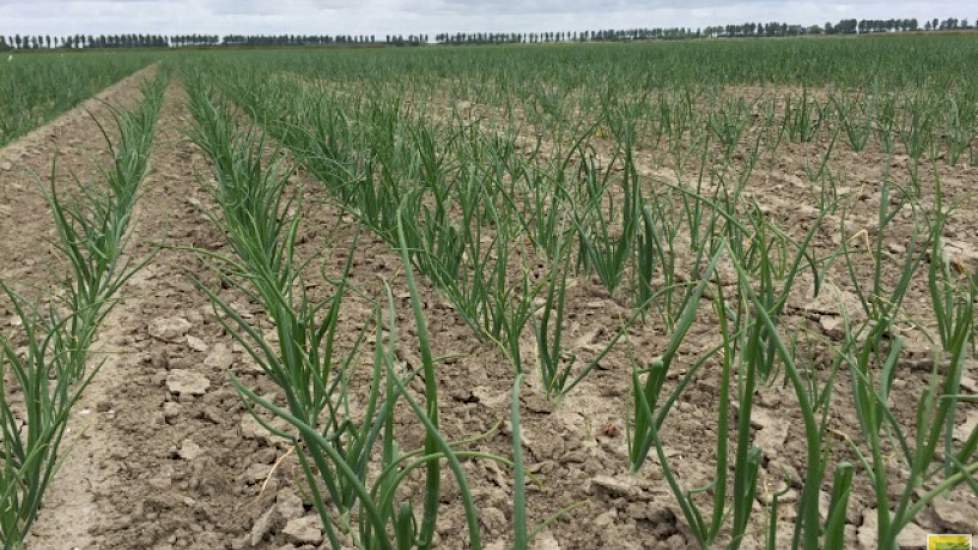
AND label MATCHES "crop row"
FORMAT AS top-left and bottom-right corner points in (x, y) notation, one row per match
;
(174, 38), (978, 550)
(0, 71), (167, 549)
(0, 52), (156, 147)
